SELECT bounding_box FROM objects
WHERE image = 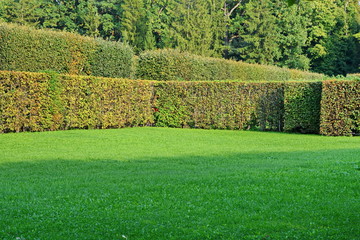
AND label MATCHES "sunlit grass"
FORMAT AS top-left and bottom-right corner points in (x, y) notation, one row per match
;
(1, 128), (359, 239)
